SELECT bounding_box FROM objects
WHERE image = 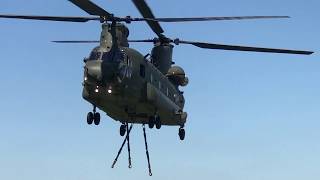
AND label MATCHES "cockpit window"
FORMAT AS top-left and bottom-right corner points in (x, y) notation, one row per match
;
(89, 51), (101, 60)
(102, 52), (111, 61)
(102, 50), (126, 63)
